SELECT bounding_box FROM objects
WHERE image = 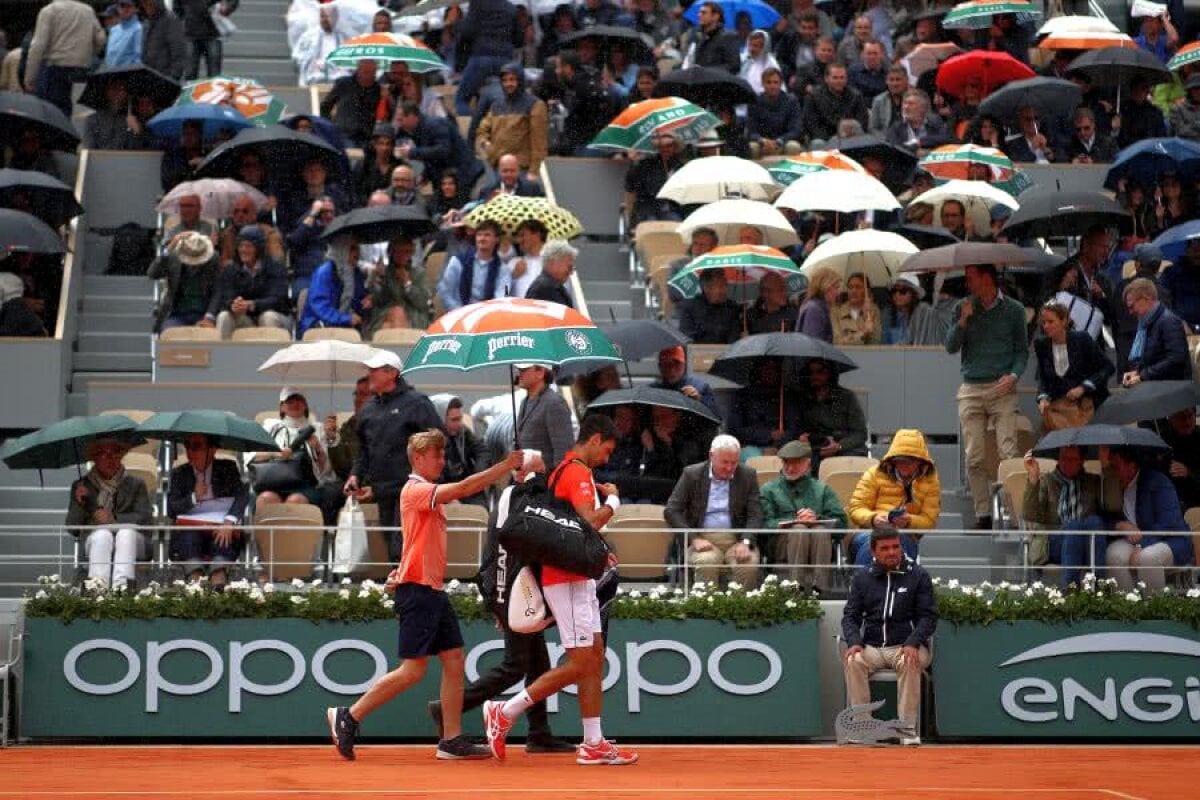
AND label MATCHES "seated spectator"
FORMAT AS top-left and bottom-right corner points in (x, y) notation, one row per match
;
(353, 123), (402, 206)
(1022, 446), (1108, 588)
(1161, 407), (1200, 509)
(524, 239), (575, 306)
(83, 77), (149, 150)
(848, 40), (887, 102)
(1065, 107), (1118, 164)
(745, 272), (798, 334)
(431, 394), (490, 507)
(167, 433), (249, 590)
(250, 388), (331, 507)
(793, 35), (835, 97)
(881, 273), (942, 345)
(324, 377), (371, 484)
(319, 59), (382, 148)
(148, 231), (223, 333)
(298, 236), (367, 339)
(651, 345), (721, 419)
(667, 227), (720, 304)
(164, 191), (215, 241)
(728, 357), (802, 459)
(1160, 239), (1200, 331)
(869, 64), (907, 135)
(680, 270), (741, 344)
(1106, 447), (1192, 591)
(1116, 78), (1167, 150)
(437, 221), (512, 312)
(478, 153), (545, 200)
(279, 158), (347, 236)
(886, 89), (949, 156)
(836, 14), (873, 67)
(847, 429), (940, 566)
(433, 170), (469, 221)
(1121, 278), (1192, 386)
(0, 271), (45, 336)
(740, 29), (780, 94)
(832, 271), (881, 345)
(1170, 75), (1200, 143)
(761, 439), (847, 592)
(802, 62), (867, 144)
(160, 121), (206, 192)
(798, 357), (868, 466)
(366, 237), (432, 337)
(748, 67), (803, 158)
(841, 525), (935, 745)
(509, 219), (547, 299)
(665, 434), (764, 588)
(514, 364), (574, 469)
(386, 164), (432, 217)
(391, 69), (450, 126)
(285, 196), (337, 297)
(594, 403), (643, 486)
(395, 102), (485, 191)
(638, 405), (708, 502)
(65, 438), (153, 591)
(624, 132), (685, 225)
(796, 267), (840, 342)
(231, 151), (278, 214)
(219, 196), (285, 268)
(1034, 301), (1113, 431)
(216, 225), (292, 340)
(1005, 106), (1057, 163)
